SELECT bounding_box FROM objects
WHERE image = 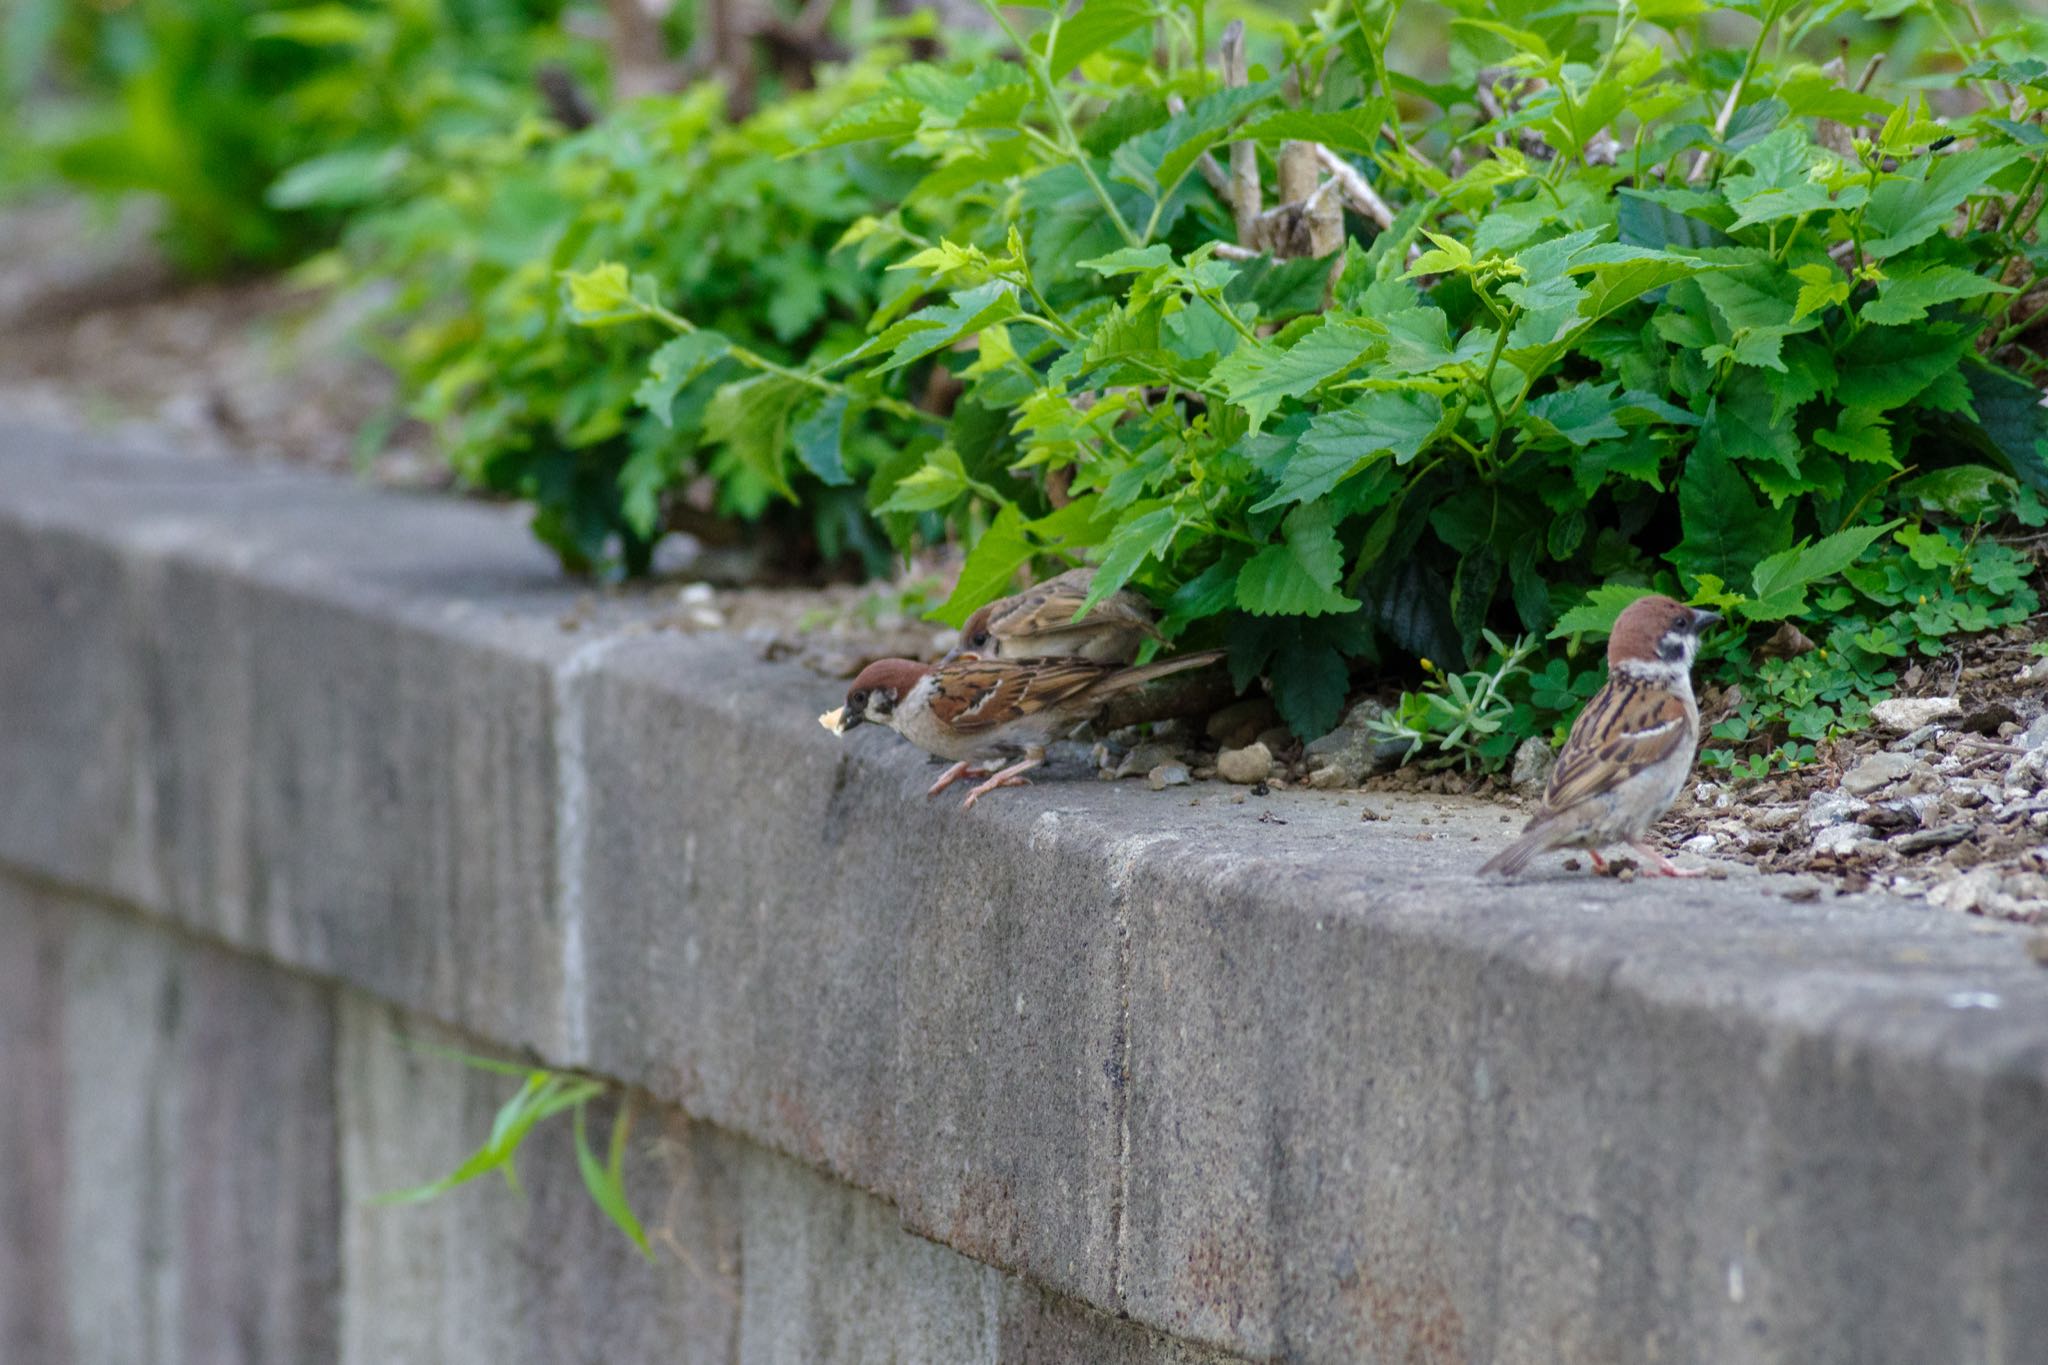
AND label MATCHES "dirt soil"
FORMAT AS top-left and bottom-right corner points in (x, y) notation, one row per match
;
(4, 193), (2044, 923)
